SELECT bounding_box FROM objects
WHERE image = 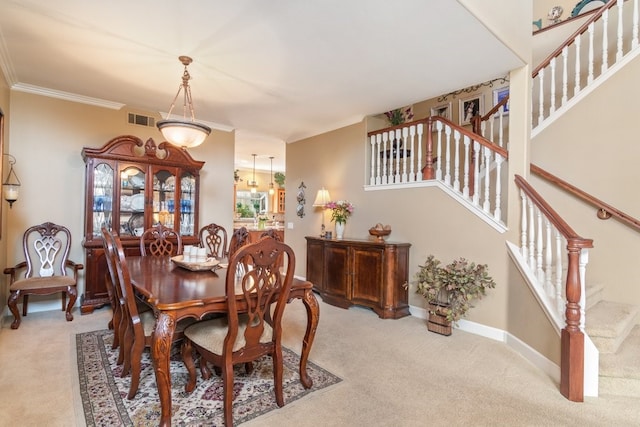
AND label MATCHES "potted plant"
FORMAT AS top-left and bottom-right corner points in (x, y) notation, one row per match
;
(415, 255), (496, 336)
(274, 172), (285, 188)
